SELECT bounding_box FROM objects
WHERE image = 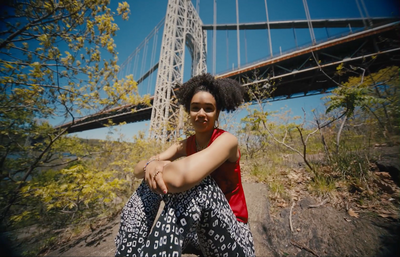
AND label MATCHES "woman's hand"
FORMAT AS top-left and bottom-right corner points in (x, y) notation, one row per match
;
(144, 161), (170, 194)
